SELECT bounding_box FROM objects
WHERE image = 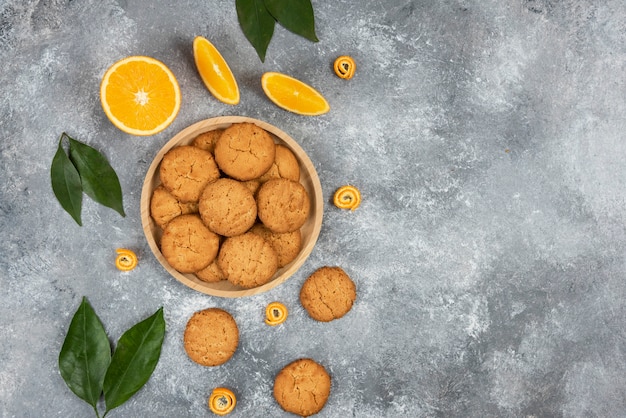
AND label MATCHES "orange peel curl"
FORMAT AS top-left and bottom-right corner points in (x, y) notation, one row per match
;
(333, 56), (356, 79)
(115, 248), (138, 271)
(208, 387), (236, 416)
(333, 185), (361, 211)
(265, 302), (288, 326)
